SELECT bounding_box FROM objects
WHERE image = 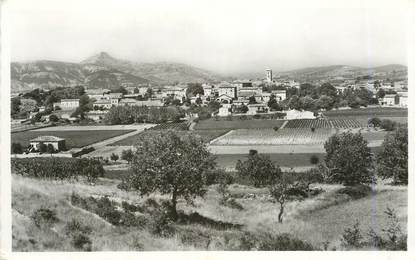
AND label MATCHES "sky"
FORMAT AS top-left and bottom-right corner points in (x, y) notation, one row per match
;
(7, 0), (410, 75)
